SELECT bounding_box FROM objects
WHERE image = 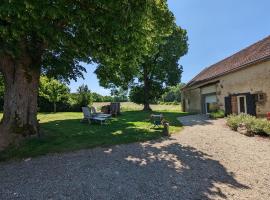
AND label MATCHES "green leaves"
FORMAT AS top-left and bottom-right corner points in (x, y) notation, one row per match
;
(39, 76), (69, 104)
(1, 0), (175, 82)
(75, 84), (93, 107)
(100, 25), (188, 106)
